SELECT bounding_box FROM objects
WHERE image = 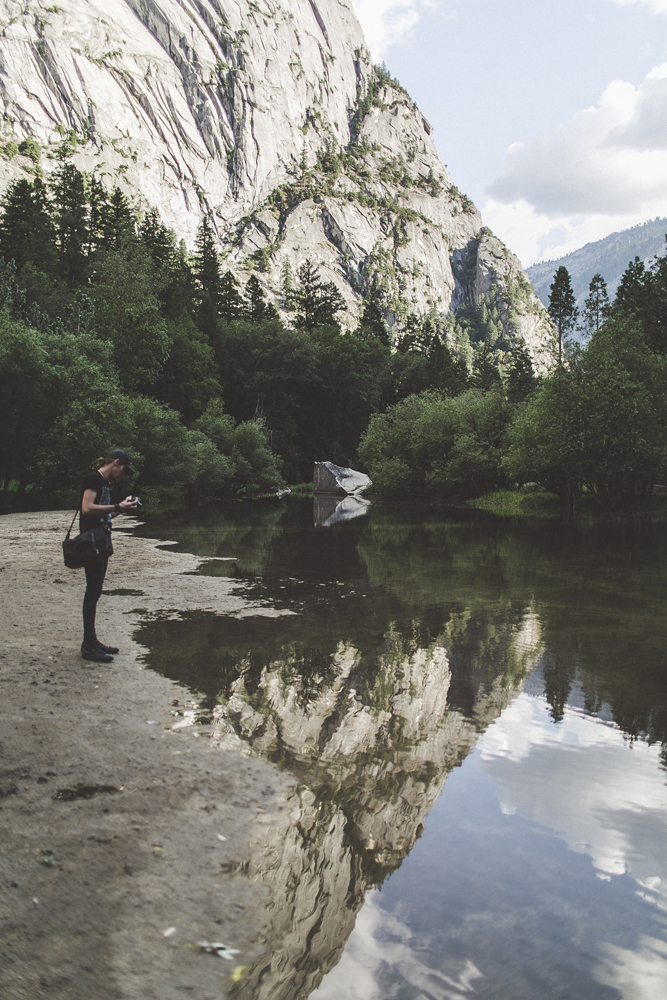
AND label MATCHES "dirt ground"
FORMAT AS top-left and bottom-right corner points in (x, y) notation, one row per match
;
(0, 510), (291, 1000)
